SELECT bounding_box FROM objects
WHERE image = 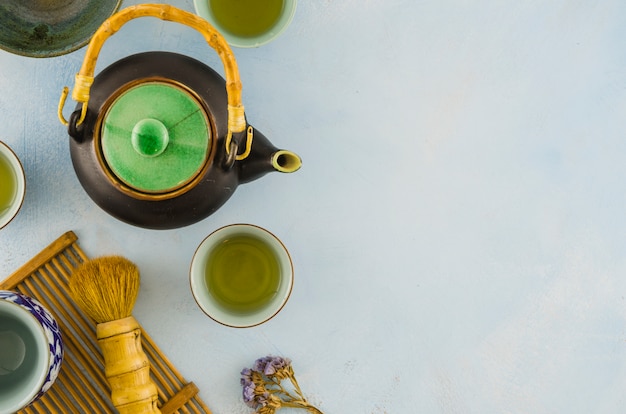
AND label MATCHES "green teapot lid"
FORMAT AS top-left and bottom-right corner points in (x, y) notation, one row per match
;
(100, 81), (210, 193)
